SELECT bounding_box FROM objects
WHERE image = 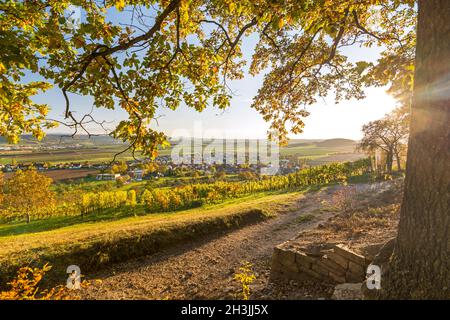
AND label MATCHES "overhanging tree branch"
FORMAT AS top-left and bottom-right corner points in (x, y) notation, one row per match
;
(61, 0), (182, 126)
